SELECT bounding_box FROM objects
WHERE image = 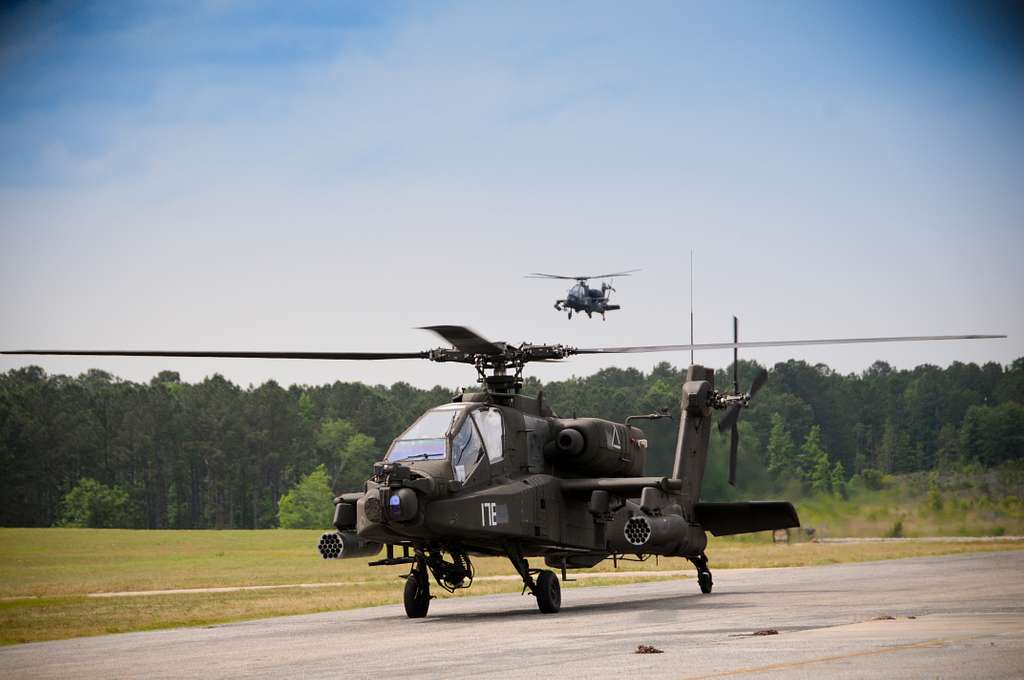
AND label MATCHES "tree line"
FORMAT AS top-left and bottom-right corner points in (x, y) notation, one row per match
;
(1, 357), (1021, 528)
